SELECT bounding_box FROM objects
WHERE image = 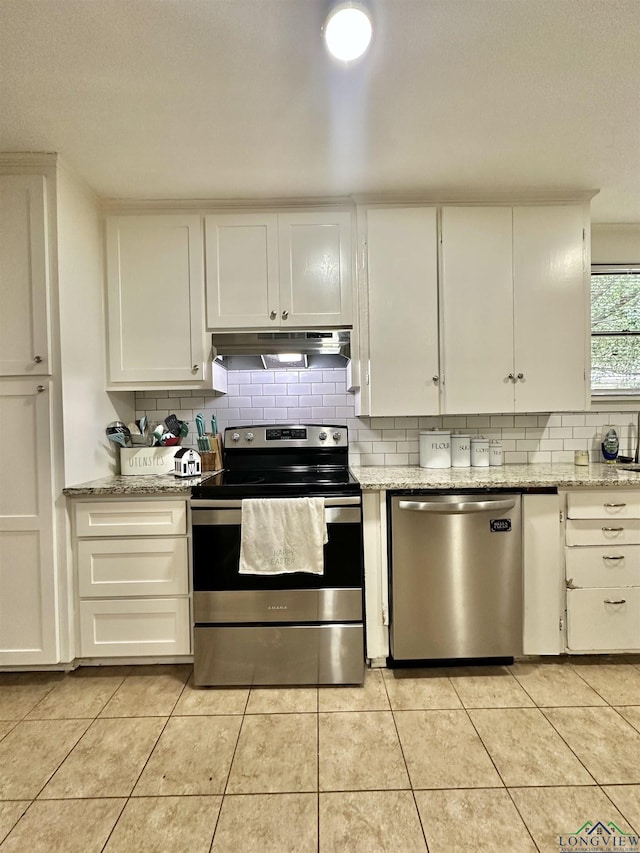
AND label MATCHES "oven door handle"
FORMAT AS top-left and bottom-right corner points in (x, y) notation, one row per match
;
(190, 496), (361, 509)
(191, 505), (361, 525)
